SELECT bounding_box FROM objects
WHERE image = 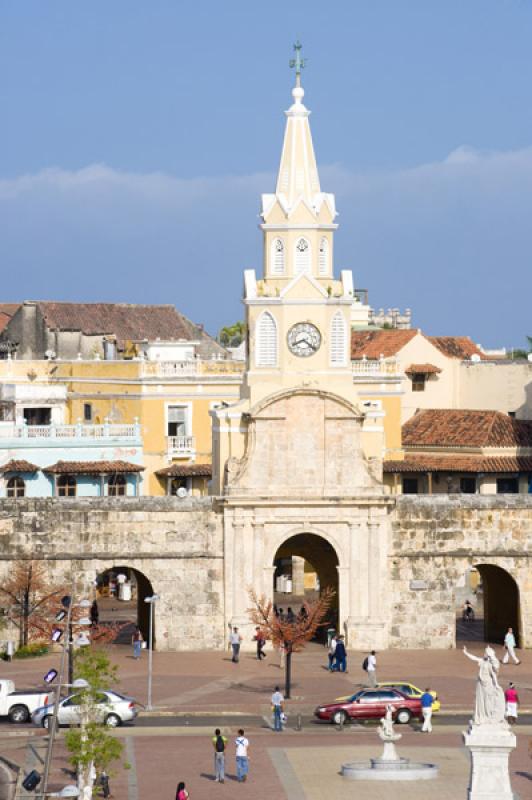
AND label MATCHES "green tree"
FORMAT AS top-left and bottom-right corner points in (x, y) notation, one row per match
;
(64, 648), (126, 800)
(511, 336), (532, 359)
(218, 321), (246, 348)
